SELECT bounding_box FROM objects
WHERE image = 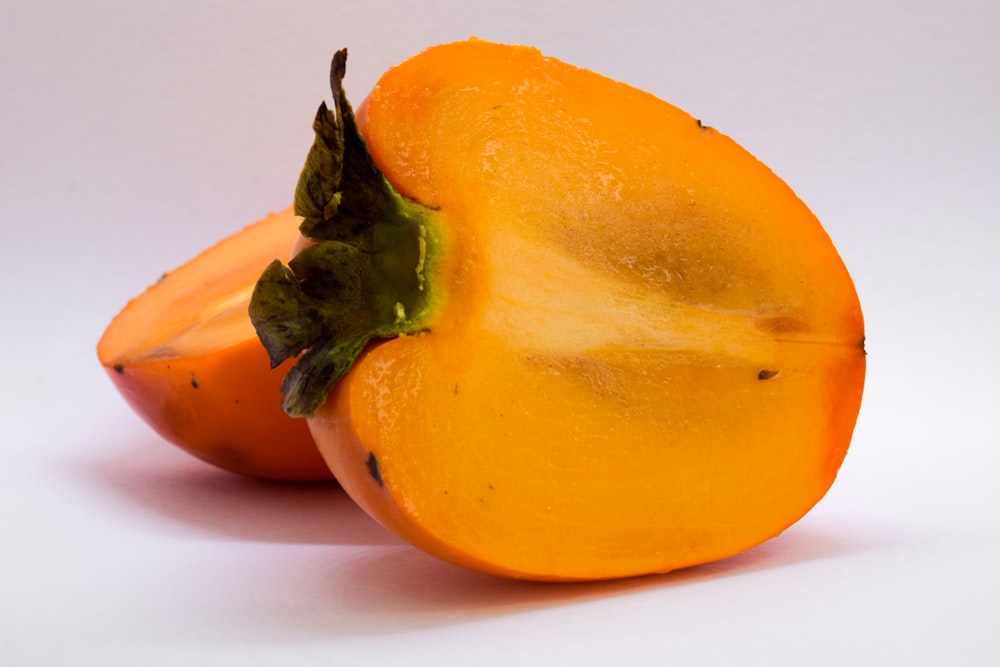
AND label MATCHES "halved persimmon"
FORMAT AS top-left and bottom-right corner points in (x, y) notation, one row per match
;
(98, 208), (332, 481)
(251, 40), (866, 579)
